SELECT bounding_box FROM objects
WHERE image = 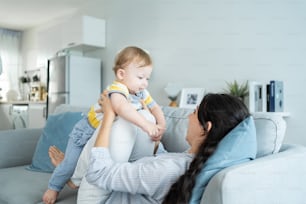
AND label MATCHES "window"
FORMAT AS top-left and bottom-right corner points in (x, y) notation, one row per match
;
(0, 28), (22, 101)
